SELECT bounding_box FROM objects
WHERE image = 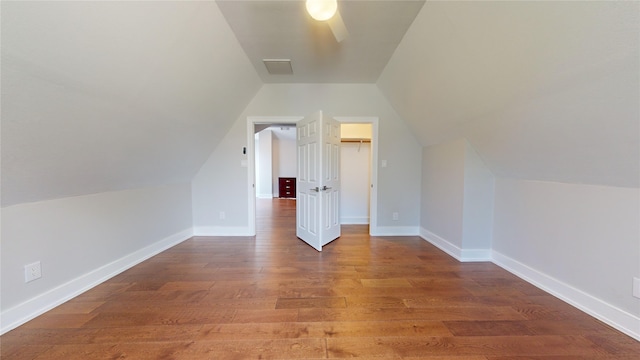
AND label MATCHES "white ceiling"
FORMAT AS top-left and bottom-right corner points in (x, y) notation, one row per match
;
(1, 0), (638, 207)
(1, 1), (262, 206)
(378, 0), (639, 187)
(217, 0), (425, 83)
